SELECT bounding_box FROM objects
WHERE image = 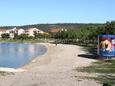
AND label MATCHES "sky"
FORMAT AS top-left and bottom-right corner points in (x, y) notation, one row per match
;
(0, 0), (115, 26)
